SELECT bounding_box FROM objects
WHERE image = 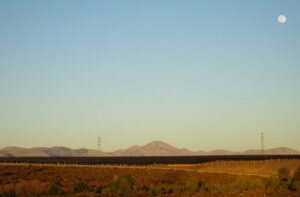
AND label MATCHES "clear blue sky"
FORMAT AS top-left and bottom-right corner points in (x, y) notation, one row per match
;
(0, 1), (299, 151)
